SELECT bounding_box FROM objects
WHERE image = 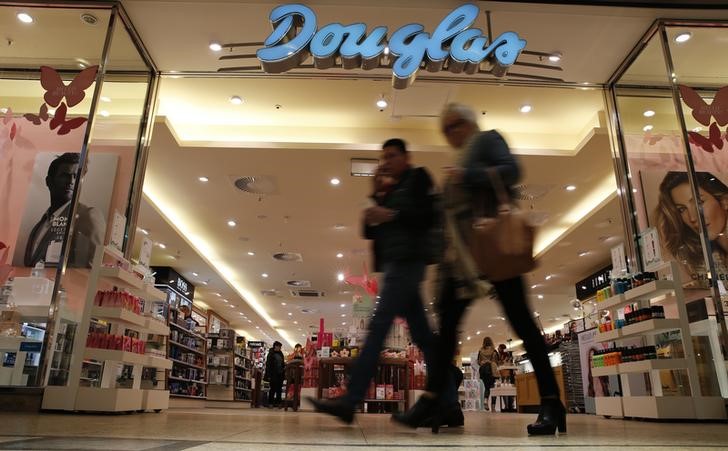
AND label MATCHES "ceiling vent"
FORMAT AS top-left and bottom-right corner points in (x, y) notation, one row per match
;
(273, 252), (303, 262)
(290, 289), (325, 298)
(231, 175), (279, 195)
(300, 308), (318, 314)
(514, 184), (553, 201)
(260, 289), (279, 297)
(286, 280), (311, 288)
